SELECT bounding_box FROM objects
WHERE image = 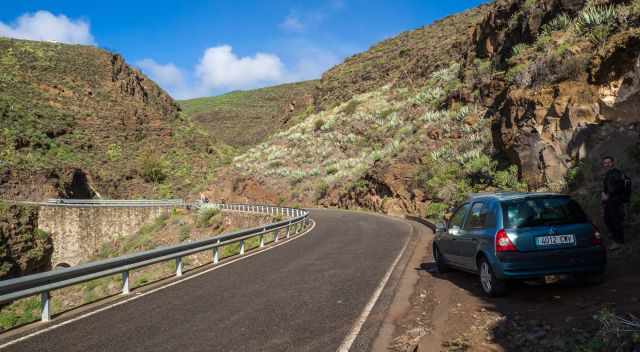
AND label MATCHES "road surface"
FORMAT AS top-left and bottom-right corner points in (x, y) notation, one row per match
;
(1, 209), (414, 352)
